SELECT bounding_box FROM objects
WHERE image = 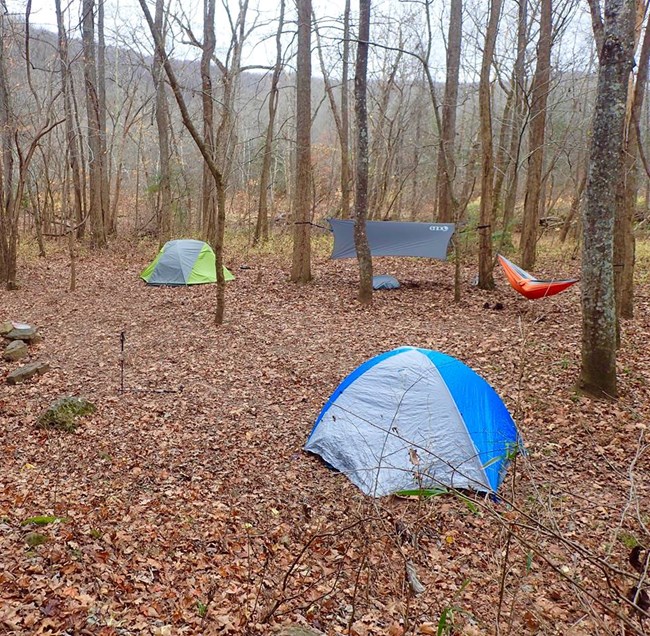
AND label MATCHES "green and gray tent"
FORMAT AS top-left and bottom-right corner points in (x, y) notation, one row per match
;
(140, 239), (234, 286)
